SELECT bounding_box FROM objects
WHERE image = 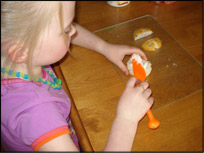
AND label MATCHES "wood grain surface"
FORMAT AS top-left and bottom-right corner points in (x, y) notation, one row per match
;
(52, 1), (203, 152)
